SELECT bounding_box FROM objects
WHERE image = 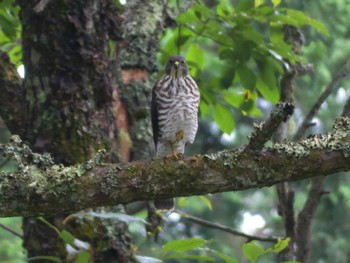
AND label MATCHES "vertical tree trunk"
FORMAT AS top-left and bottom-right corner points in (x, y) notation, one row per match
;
(7, 0), (166, 261)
